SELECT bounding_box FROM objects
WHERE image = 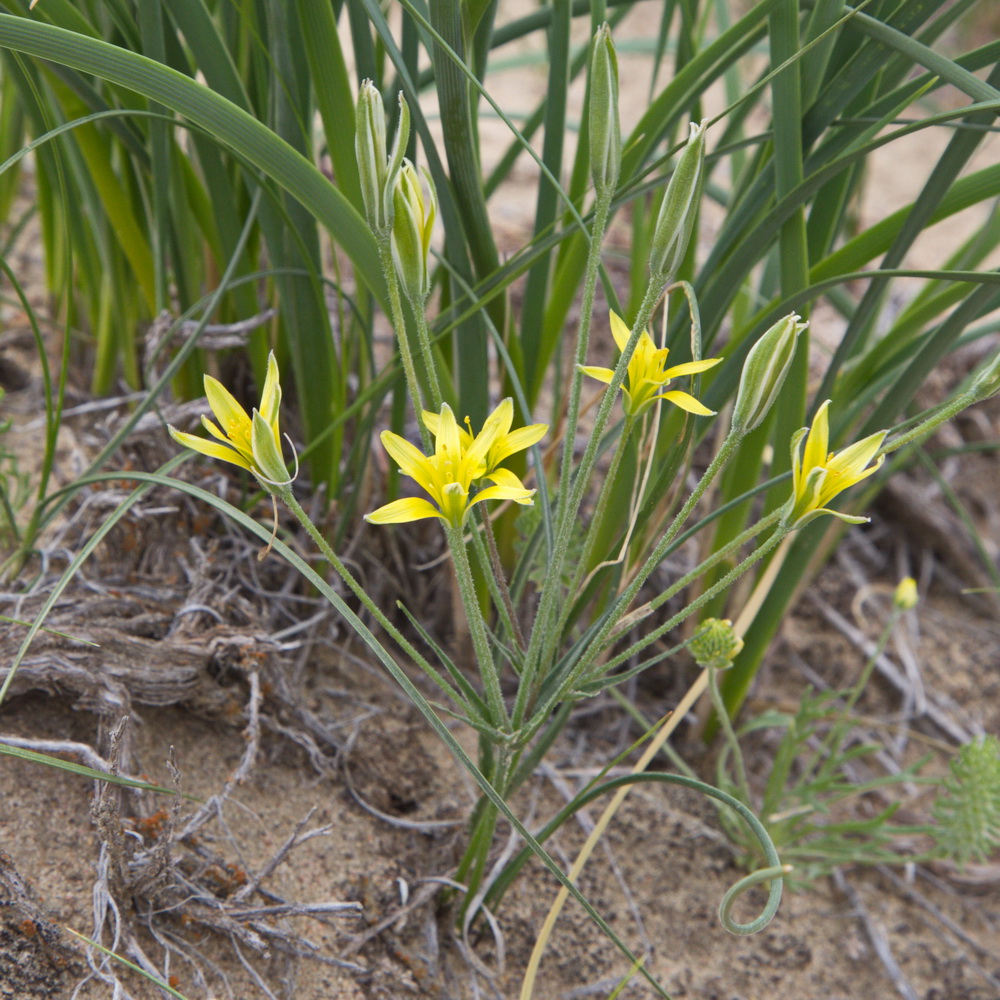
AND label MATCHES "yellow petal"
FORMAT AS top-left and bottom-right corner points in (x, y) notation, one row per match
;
(802, 400), (831, 476)
(660, 390), (716, 416)
(260, 351), (281, 427)
(579, 365), (615, 385)
(365, 497), (443, 524)
(664, 357), (722, 378)
(169, 426), (255, 472)
(485, 467), (529, 491)
(380, 430), (435, 494)
(609, 311), (632, 353)
(433, 403), (463, 464)
(490, 422), (547, 465)
(422, 409), (441, 437)
(204, 375), (253, 450)
(470, 484), (535, 507)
